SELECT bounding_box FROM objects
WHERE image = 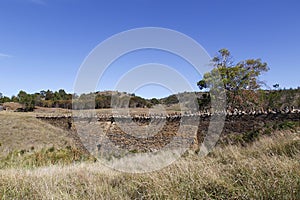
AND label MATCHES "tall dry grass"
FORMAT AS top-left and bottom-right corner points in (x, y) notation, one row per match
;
(0, 112), (74, 156)
(0, 132), (299, 199)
